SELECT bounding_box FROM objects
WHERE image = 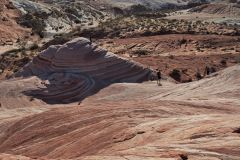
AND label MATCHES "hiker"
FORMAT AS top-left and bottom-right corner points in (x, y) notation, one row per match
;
(210, 66), (216, 74)
(89, 36), (92, 43)
(195, 68), (202, 80)
(156, 69), (162, 86)
(204, 66), (210, 76)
